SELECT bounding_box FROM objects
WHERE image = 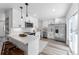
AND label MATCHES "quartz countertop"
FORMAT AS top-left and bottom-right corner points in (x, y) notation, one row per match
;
(8, 28), (29, 45)
(8, 33), (28, 45)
